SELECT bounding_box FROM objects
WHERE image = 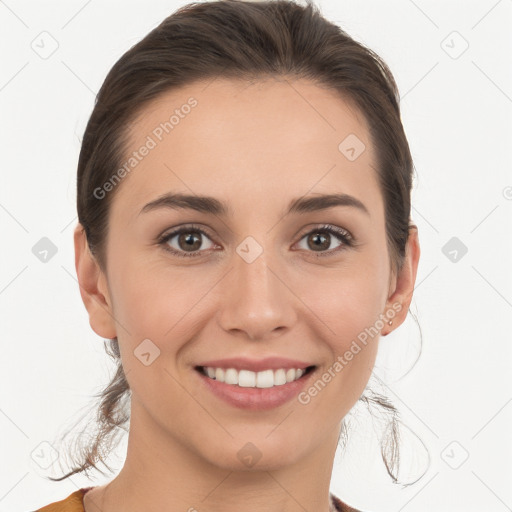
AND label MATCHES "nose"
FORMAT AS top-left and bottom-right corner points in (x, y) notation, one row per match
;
(216, 247), (297, 341)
